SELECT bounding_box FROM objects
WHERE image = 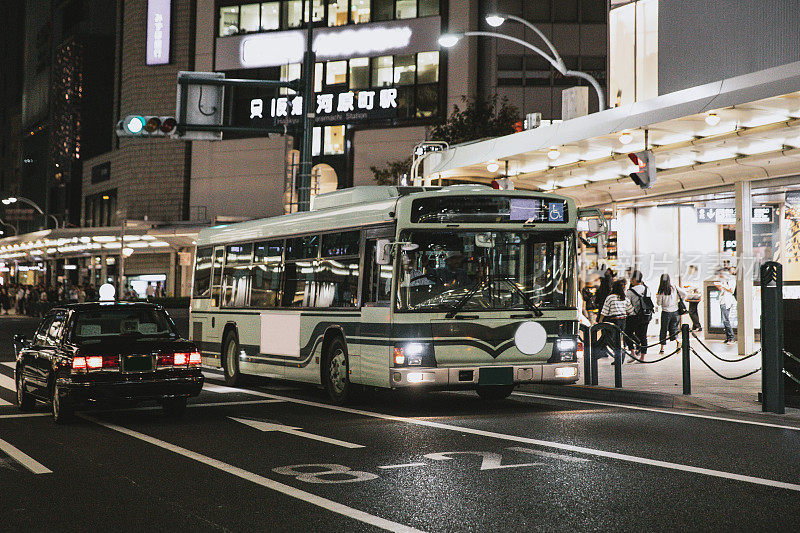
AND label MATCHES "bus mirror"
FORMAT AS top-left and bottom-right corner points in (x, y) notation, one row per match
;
(376, 239), (392, 265)
(475, 233), (494, 248)
(401, 242), (419, 252)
